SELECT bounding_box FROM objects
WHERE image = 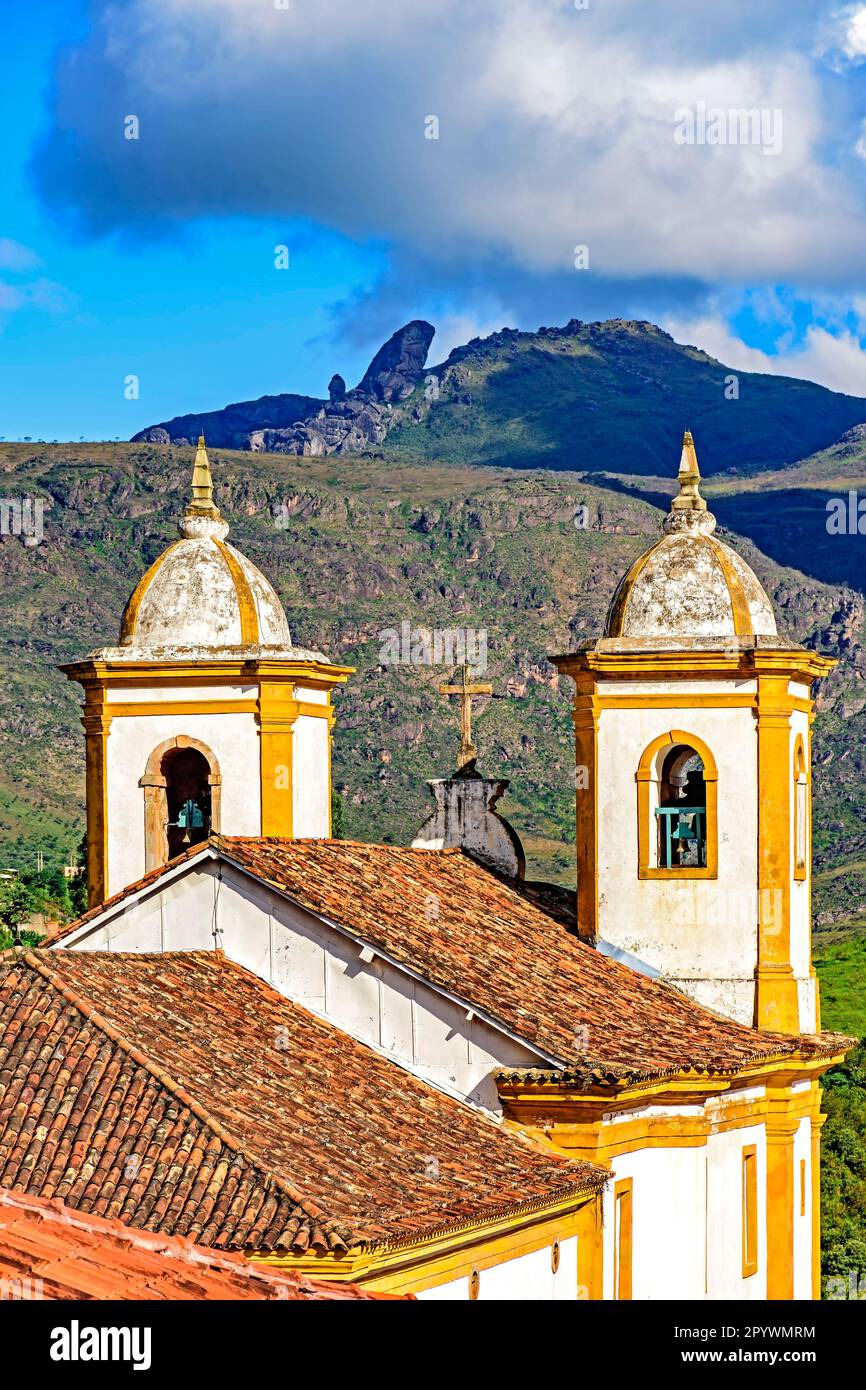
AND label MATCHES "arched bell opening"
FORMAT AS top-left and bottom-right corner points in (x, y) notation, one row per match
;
(636, 730), (718, 880)
(140, 736), (222, 872)
(657, 744), (707, 869)
(163, 746), (212, 858)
